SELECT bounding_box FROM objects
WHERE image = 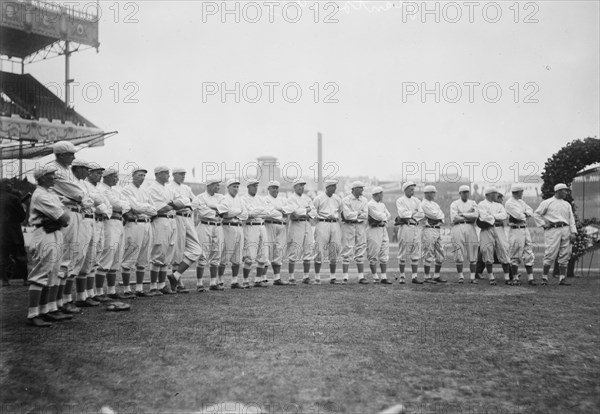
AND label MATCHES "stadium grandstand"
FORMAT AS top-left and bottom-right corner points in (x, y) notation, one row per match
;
(0, 0), (112, 177)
